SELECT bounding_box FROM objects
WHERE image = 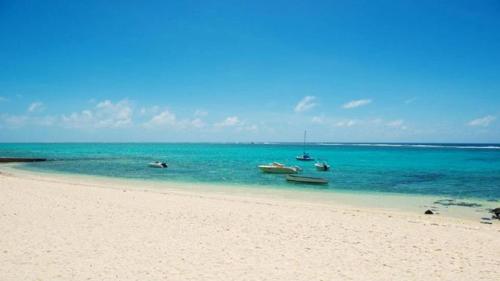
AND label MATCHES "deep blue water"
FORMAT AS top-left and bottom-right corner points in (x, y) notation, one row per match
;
(1, 143), (499, 199)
